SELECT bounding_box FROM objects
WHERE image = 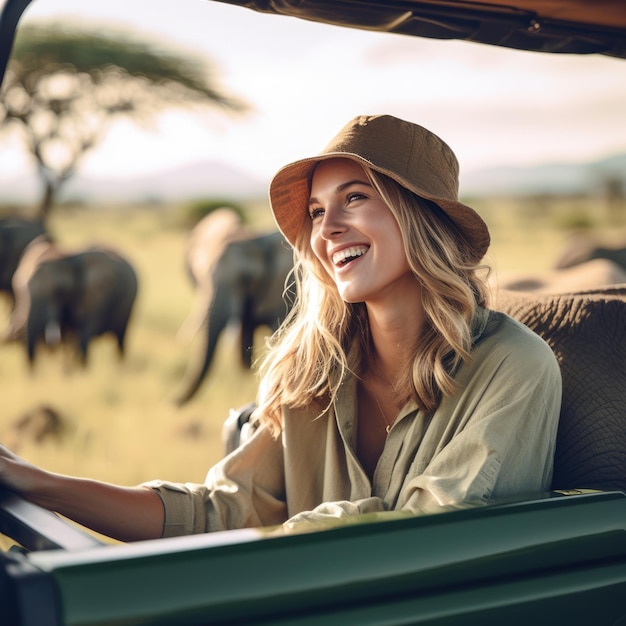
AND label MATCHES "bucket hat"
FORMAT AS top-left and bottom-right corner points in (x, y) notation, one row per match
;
(269, 114), (490, 262)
